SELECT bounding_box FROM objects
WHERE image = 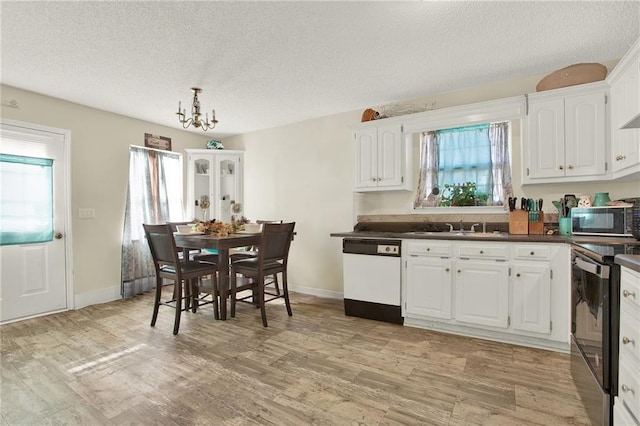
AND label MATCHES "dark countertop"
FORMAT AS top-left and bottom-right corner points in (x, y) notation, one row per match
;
(330, 230), (639, 245)
(616, 255), (640, 272)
